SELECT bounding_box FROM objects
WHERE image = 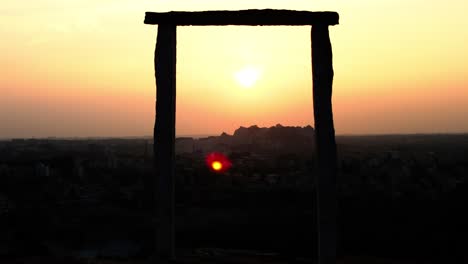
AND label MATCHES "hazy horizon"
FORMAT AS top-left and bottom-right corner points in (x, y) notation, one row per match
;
(2, 128), (468, 140)
(2, 0), (468, 138)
